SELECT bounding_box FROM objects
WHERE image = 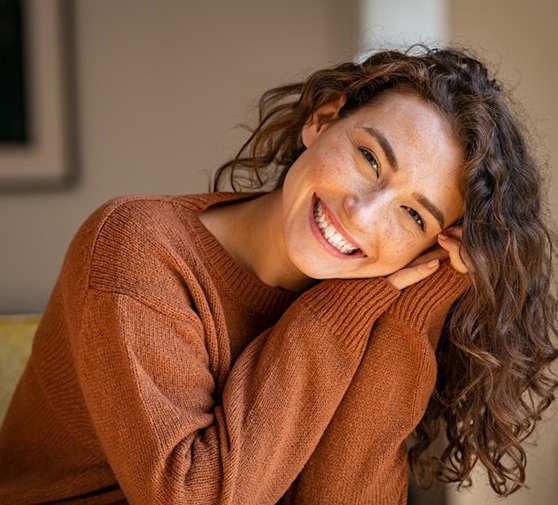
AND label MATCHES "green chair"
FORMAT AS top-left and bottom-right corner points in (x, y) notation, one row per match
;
(0, 314), (40, 423)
